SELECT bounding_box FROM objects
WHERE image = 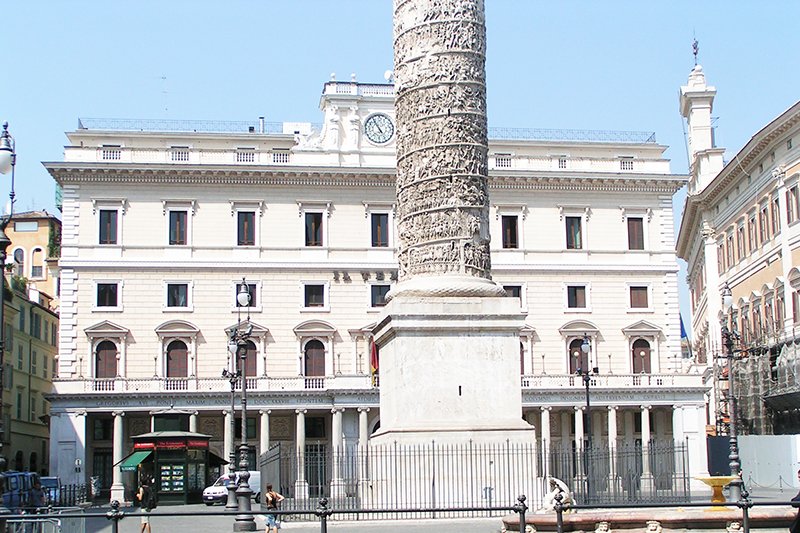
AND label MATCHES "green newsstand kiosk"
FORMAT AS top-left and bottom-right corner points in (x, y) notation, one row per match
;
(119, 431), (227, 505)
